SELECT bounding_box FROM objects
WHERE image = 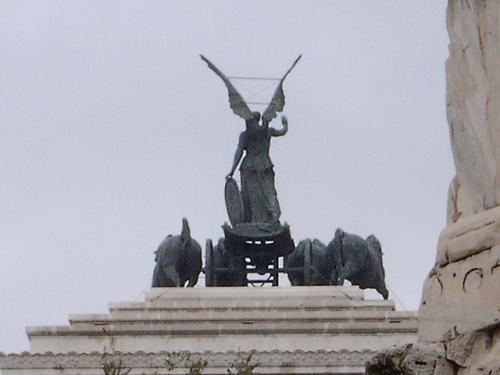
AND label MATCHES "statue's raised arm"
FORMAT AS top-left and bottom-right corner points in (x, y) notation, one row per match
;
(269, 115), (288, 137)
